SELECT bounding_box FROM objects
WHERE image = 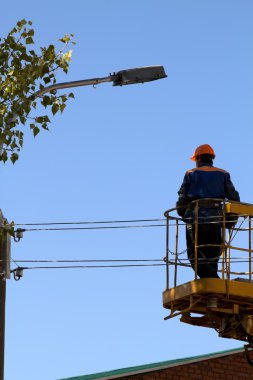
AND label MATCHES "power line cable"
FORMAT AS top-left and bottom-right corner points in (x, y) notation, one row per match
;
(14, 214), (249, 228)
(10, 259), (253, 266)
(20, 223), (166, 232)
(14, 218), (165, 226)
(10, 256), (253, 268)
(11, 263), (166, 271)
(15, 218), (248, 233)
(10, 258), (164, 263)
